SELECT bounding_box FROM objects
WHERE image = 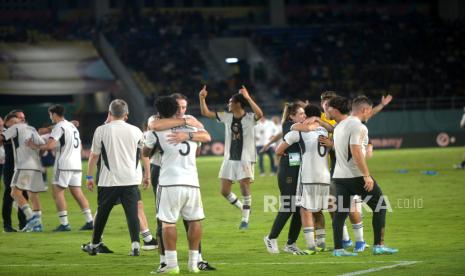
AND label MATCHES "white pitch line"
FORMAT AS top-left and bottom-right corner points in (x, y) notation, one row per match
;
(0, 260), (420, 267)
(338, 261), (421, 276)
